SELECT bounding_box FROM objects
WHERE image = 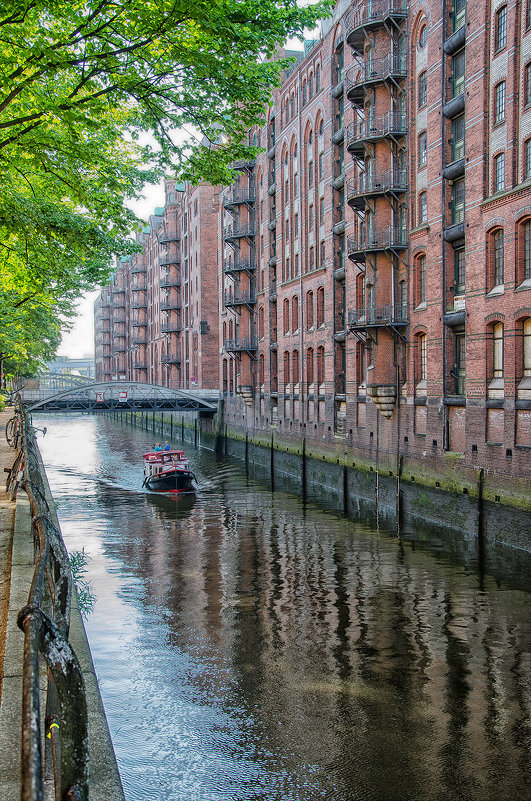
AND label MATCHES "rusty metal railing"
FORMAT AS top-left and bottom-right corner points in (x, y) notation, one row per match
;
(6, 397), (89, 801)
